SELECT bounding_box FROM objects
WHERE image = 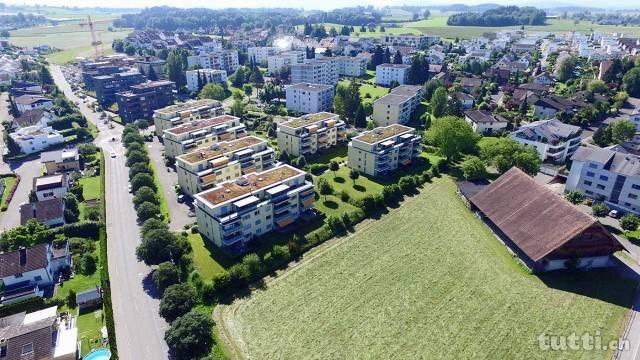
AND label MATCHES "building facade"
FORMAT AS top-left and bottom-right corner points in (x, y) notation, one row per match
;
(163, 115), (247, 159)
(187, 49), (239, 73)
(509, 119), (582, 163)
(194, 165), (315, 255)
(335, 56), (368, 77)
(347, 124), (421, 177)
(186, 69), (227, 92)
(153, 99), (224, 136)
(464, 110), (509, 134)
(277, 112), (346, 157)
(372, 85), (423, 126)
(375, 64), (410, 86)
(285, 83), (335, 114)
(176, 136), (276, 196)
(267, 51), (305, 75)
(9, 126), (64, 155)
(93, 71), (145, 105)
(116, 80), (175, 123)
(291, 58), (338, 86)
(248, 46), (280, 65)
